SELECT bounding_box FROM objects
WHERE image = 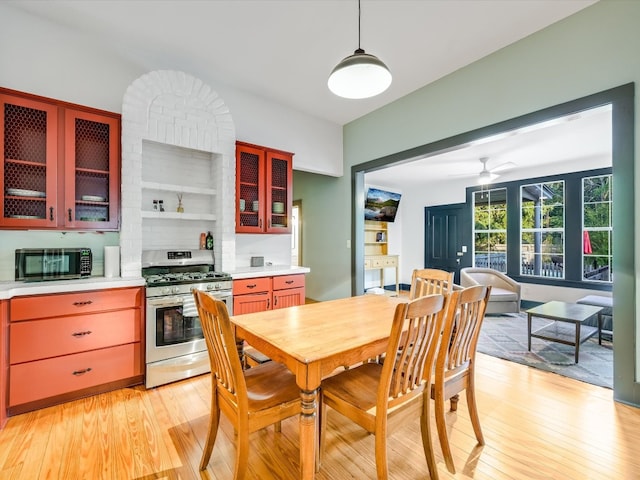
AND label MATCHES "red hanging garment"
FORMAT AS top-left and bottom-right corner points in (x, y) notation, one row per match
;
(583, 231), (593, 254)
